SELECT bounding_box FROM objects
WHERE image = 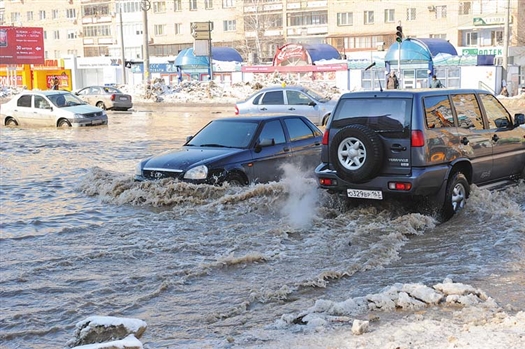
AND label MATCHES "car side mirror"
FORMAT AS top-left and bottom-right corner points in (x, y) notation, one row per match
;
(186, 135), (193, 142)
(309, 101), (317, 107)
(254, 138), (275, 153)
(493, 117), (509, 128)
(514, 113), (525, 126)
